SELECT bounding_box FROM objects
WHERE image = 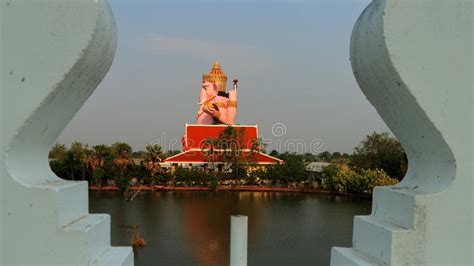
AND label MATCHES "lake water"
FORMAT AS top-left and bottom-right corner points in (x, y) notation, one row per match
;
(89, 191), (371, 266)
